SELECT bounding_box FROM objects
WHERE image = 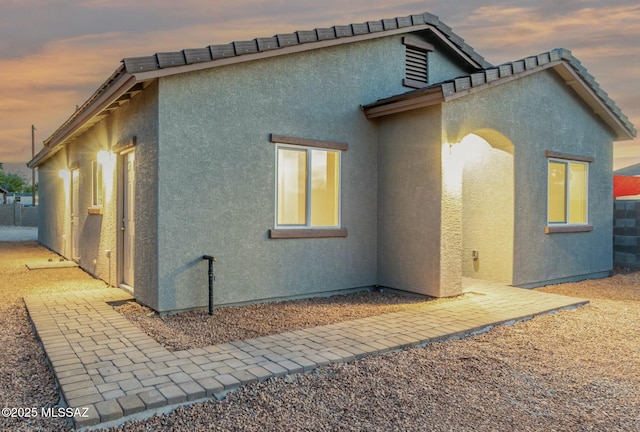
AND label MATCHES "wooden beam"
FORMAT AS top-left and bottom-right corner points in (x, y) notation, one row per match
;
(269, 228), (348, 239)
(546, 150), (594, 163)
(270, 134), (348, 151)
(545, 224), (593, 234)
